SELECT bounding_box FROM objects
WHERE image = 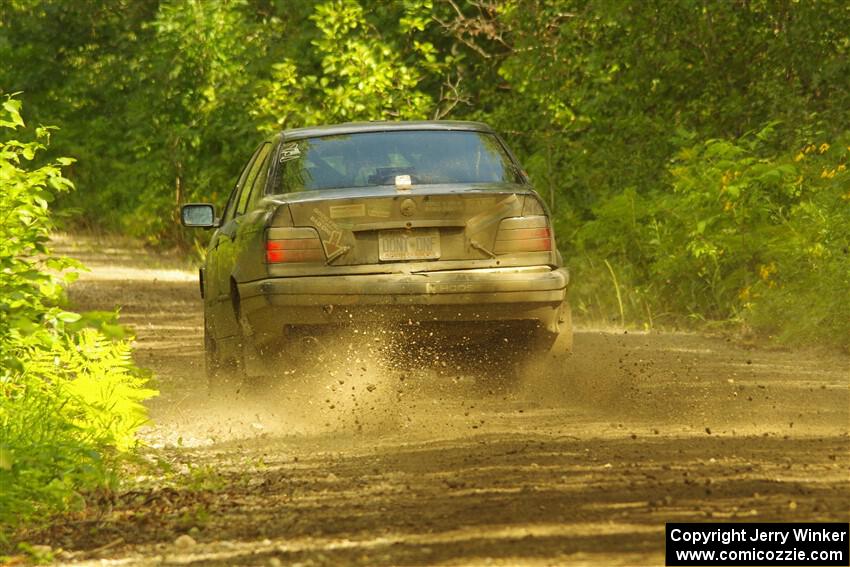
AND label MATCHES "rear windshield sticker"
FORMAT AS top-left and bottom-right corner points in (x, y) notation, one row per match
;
(279, 142), (301, 163)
